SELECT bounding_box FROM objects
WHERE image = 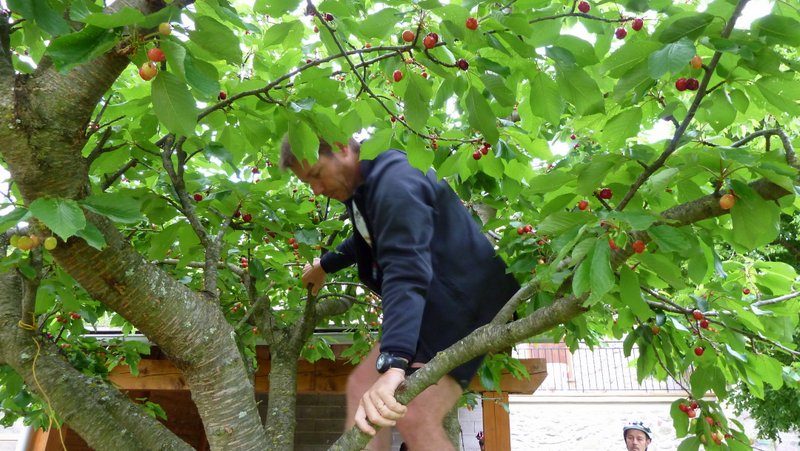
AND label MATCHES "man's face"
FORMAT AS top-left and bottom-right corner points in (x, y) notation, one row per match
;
(290, 144), (360, 202)
(625, 430), (650, 451)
